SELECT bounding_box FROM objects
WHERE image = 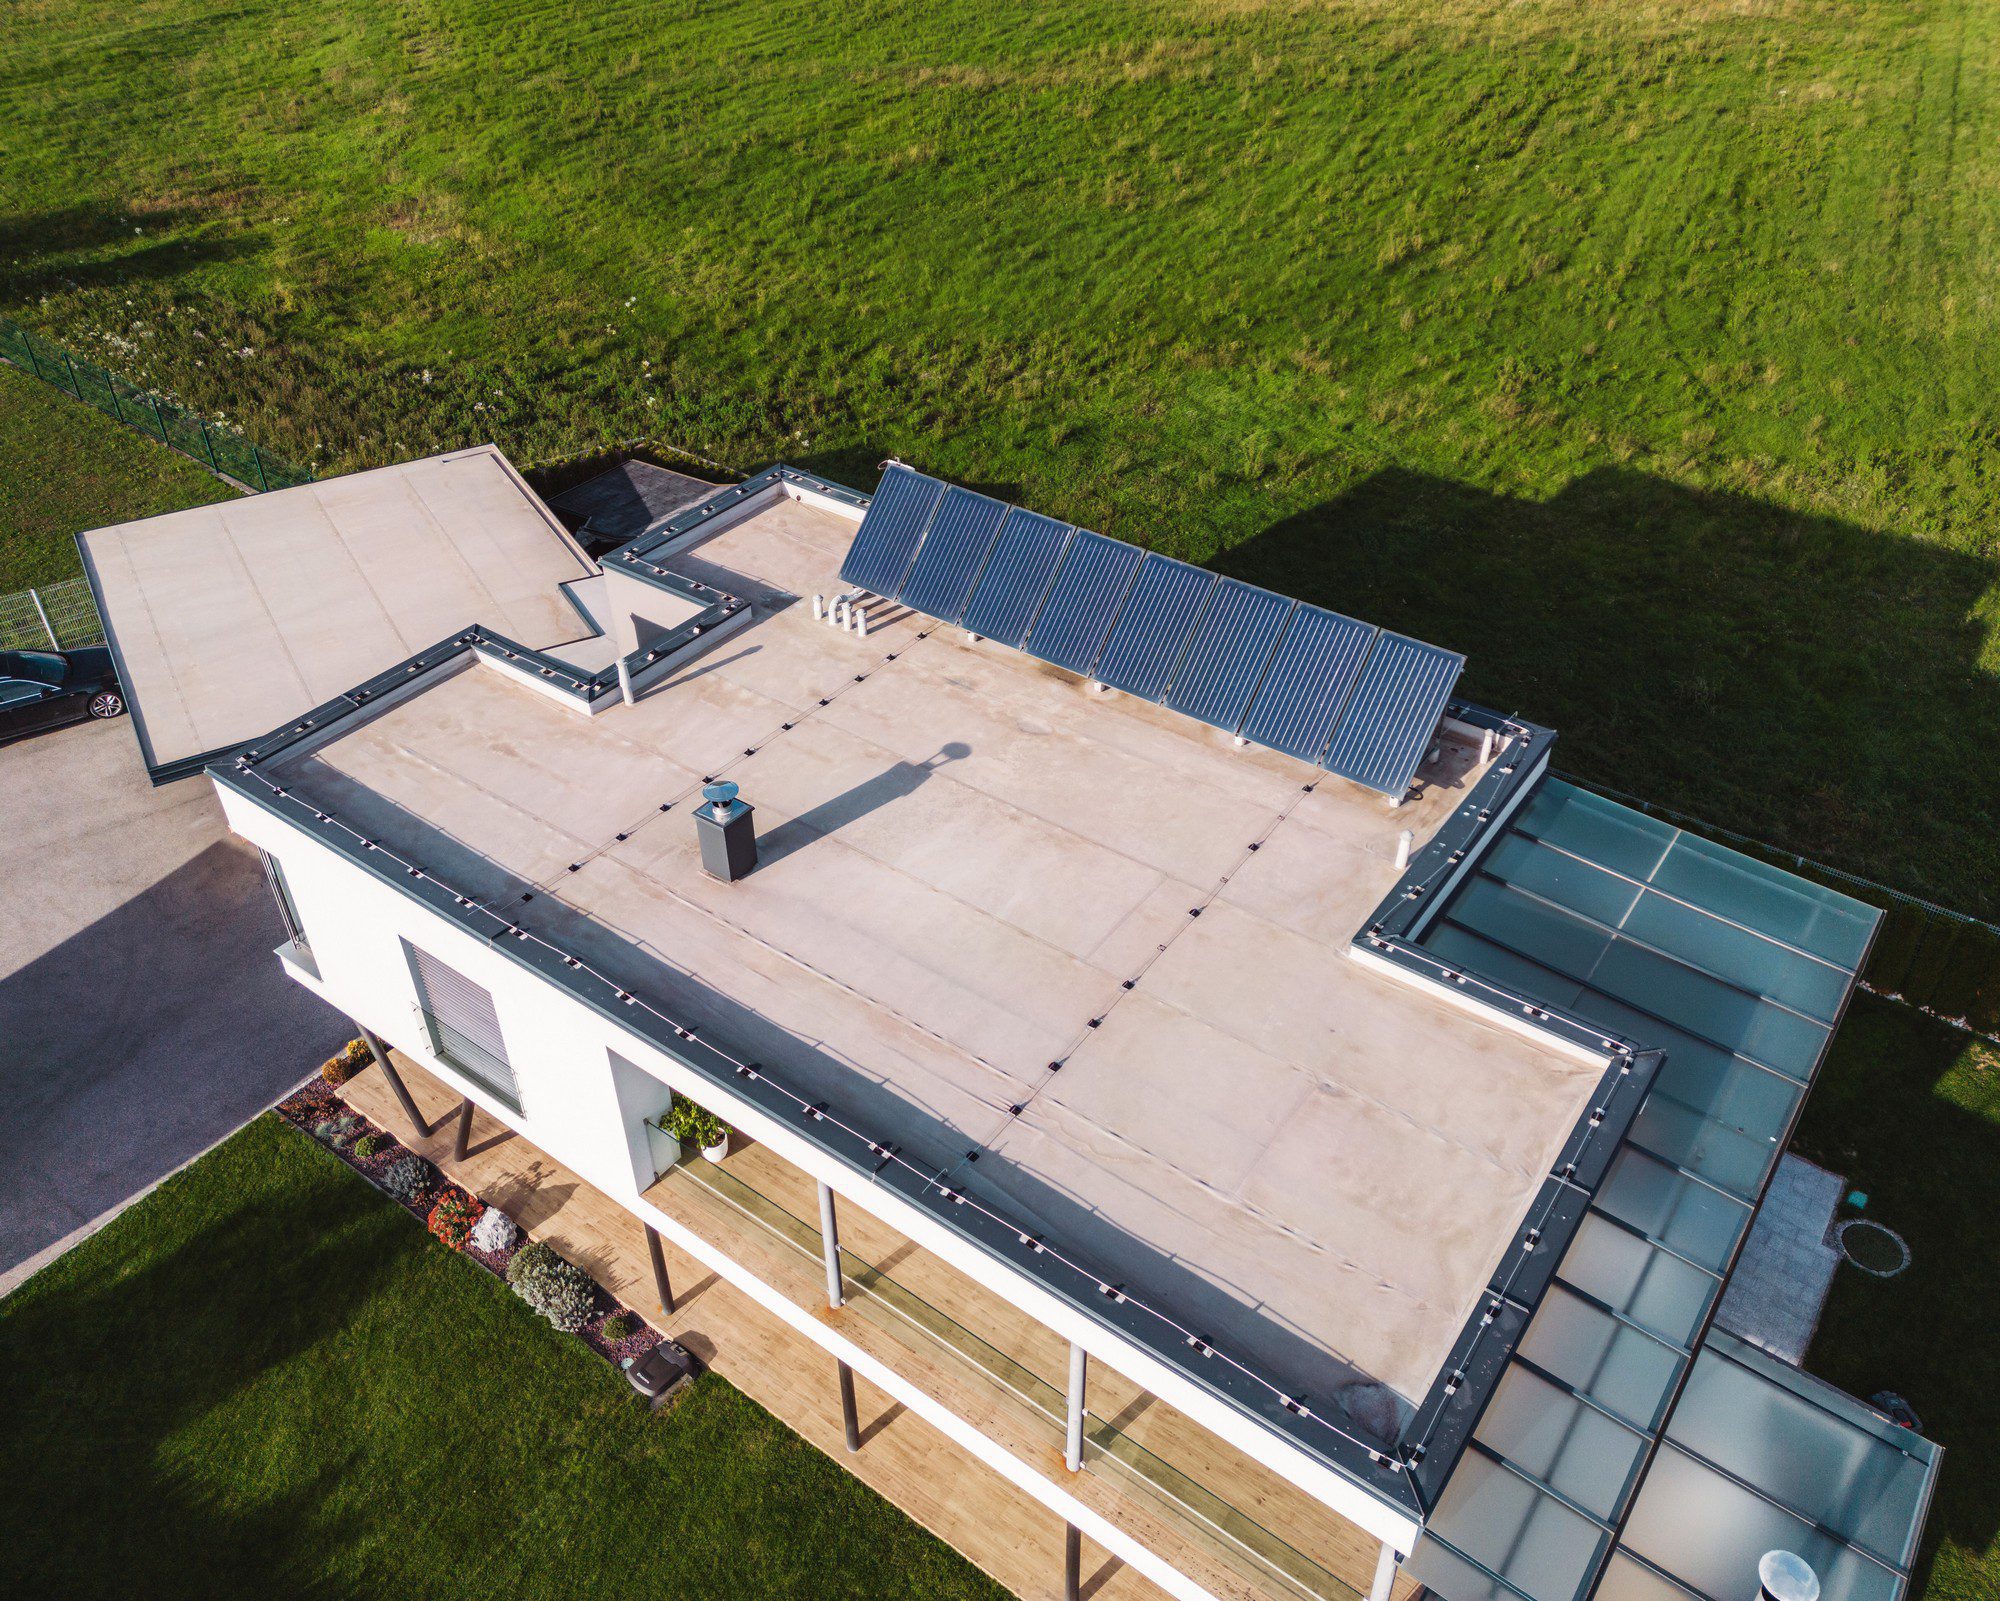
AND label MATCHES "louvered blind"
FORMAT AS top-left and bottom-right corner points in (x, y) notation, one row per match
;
(407, 942), (520, 1105)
